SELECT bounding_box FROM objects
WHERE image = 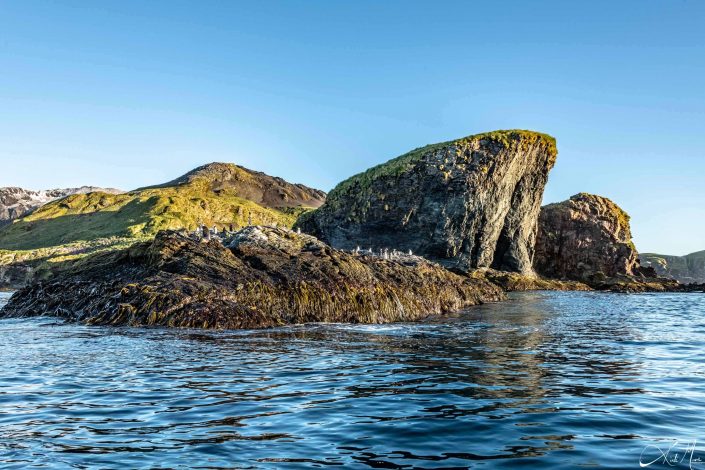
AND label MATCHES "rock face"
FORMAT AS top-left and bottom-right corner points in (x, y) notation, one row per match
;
(0, 186), (123, 227)
(0, 227), (504, 329)
(639, 251), (705, 284)
(534, 193), (639, 281)
(296, 130), (557, 274)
